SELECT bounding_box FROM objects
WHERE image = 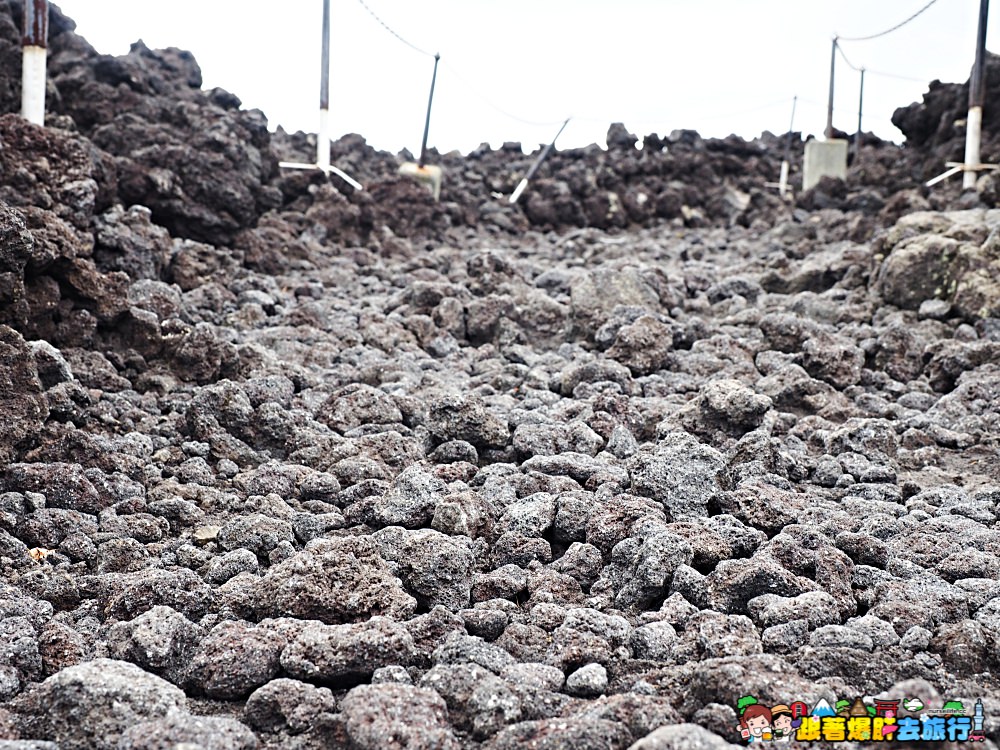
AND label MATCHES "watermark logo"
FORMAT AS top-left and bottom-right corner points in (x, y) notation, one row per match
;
(736, 695), (987, 743)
